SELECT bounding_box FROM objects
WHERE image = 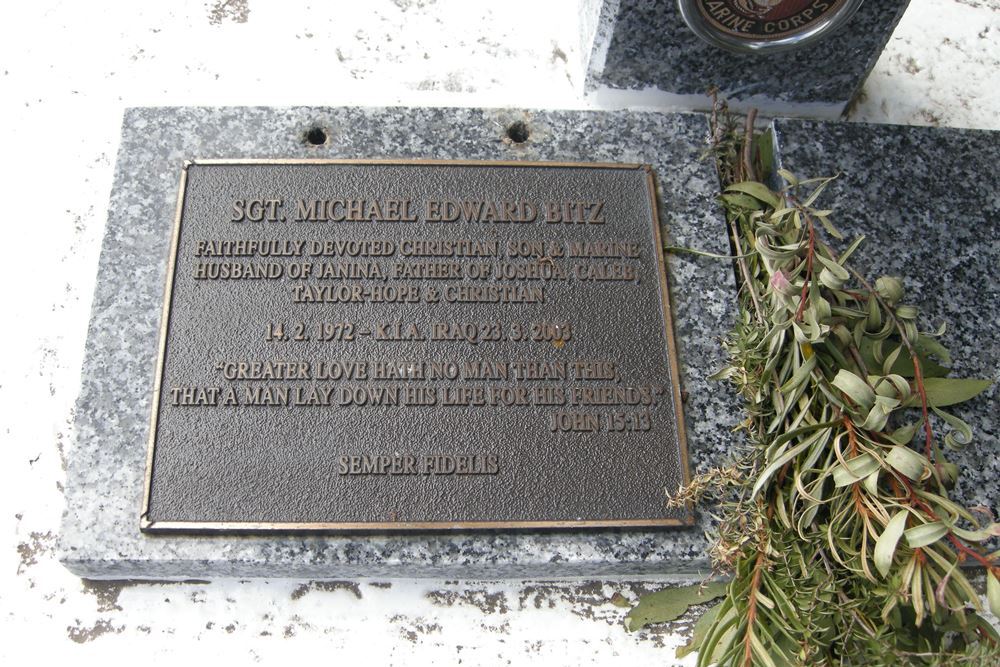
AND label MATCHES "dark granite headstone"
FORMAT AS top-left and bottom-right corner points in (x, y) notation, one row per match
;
(587, 0), (911, 118)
